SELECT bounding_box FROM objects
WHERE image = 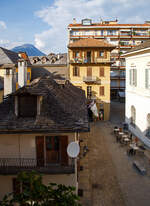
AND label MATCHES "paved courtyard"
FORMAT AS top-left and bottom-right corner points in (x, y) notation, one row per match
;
(79, 101), (150, 206)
